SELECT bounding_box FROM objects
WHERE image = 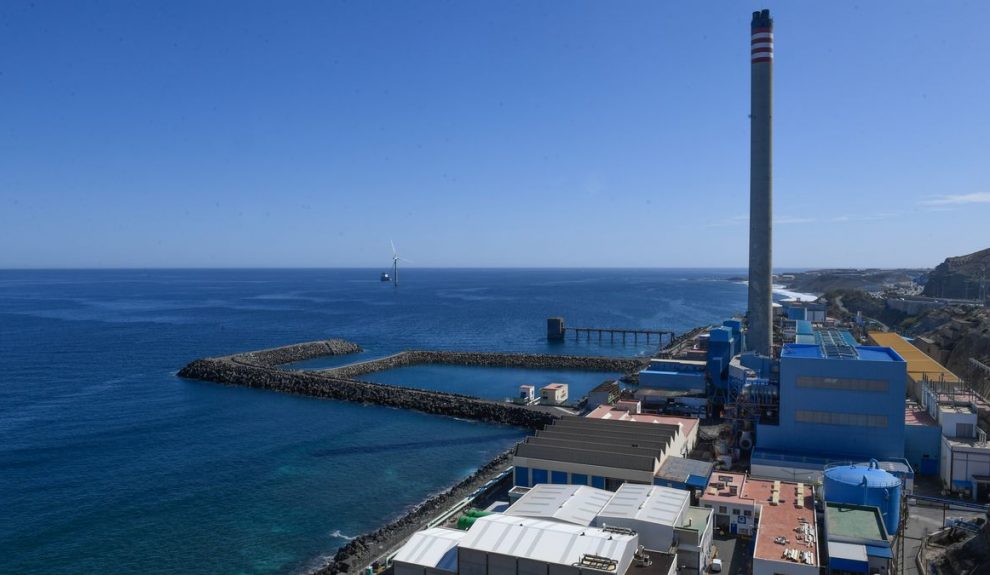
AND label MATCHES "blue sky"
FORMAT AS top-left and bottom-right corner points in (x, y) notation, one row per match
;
(1, 1), (987, 269)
